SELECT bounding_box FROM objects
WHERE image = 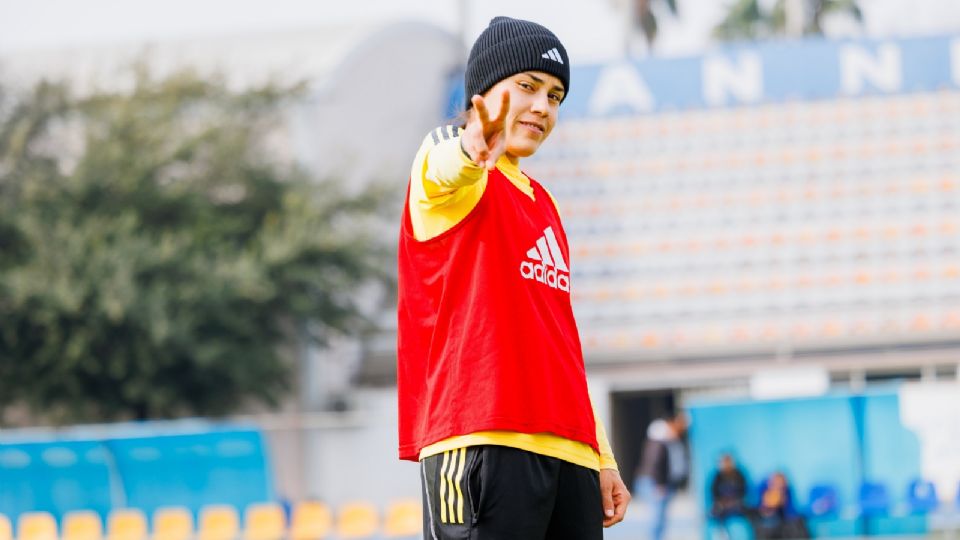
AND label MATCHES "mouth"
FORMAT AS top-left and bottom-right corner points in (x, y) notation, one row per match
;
(518, 121), (545, 136)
